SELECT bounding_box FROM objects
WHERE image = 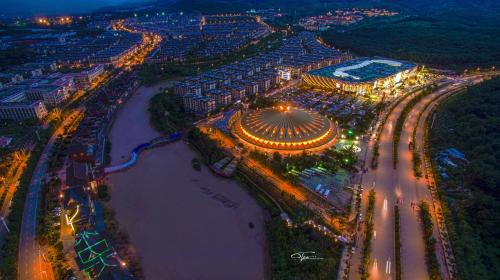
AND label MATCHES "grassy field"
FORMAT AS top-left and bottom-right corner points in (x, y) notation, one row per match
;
(320, 10), (500, 71)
